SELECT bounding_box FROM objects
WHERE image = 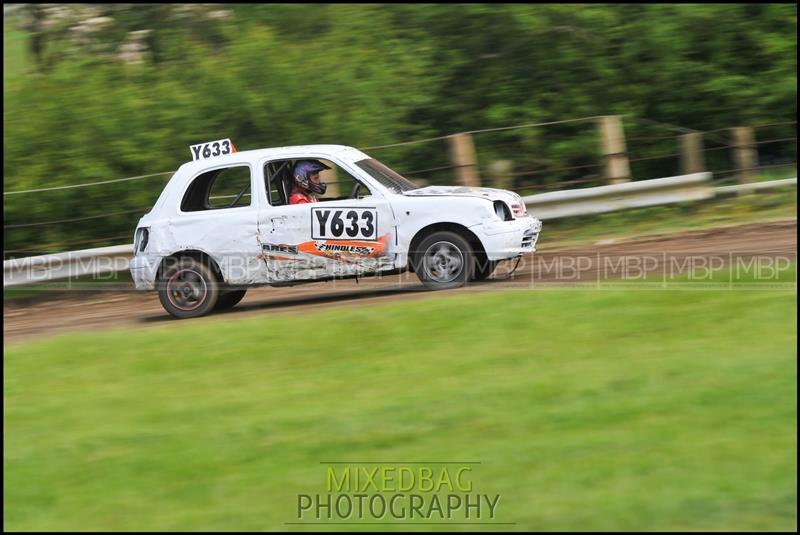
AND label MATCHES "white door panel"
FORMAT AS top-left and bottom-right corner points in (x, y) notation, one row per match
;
(169, 208), (262, 284)
(257, 198), (396, 283)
